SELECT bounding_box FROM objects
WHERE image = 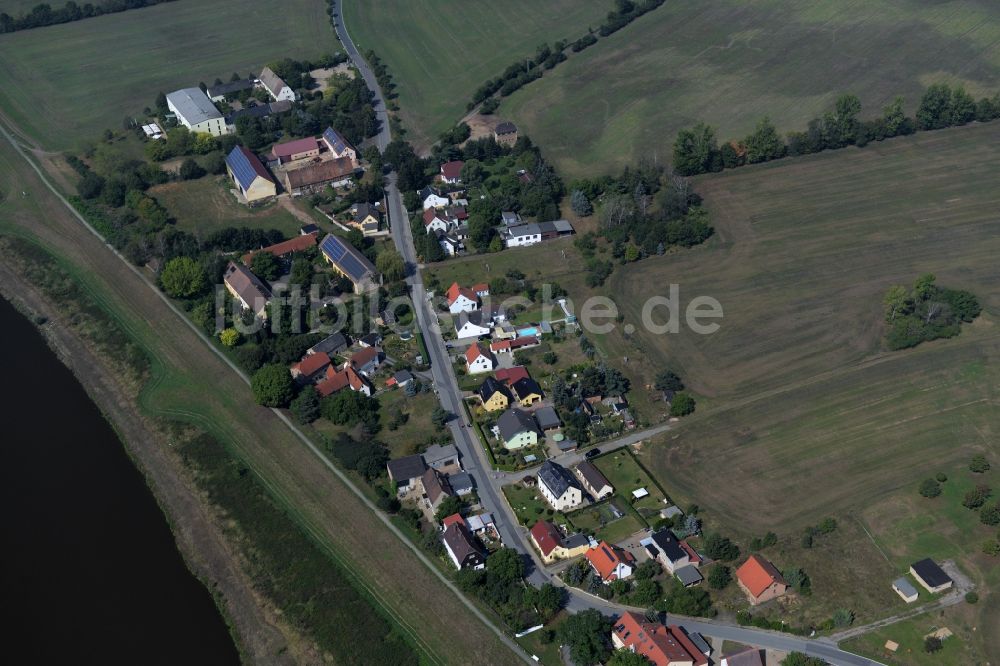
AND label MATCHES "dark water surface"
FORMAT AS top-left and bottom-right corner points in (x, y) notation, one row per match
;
(0, 295), (240, 665)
